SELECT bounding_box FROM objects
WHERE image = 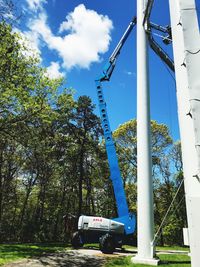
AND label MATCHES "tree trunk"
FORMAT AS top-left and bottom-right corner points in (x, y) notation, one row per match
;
(78, 151), (84, 216)
(0, 149), (3, 226)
